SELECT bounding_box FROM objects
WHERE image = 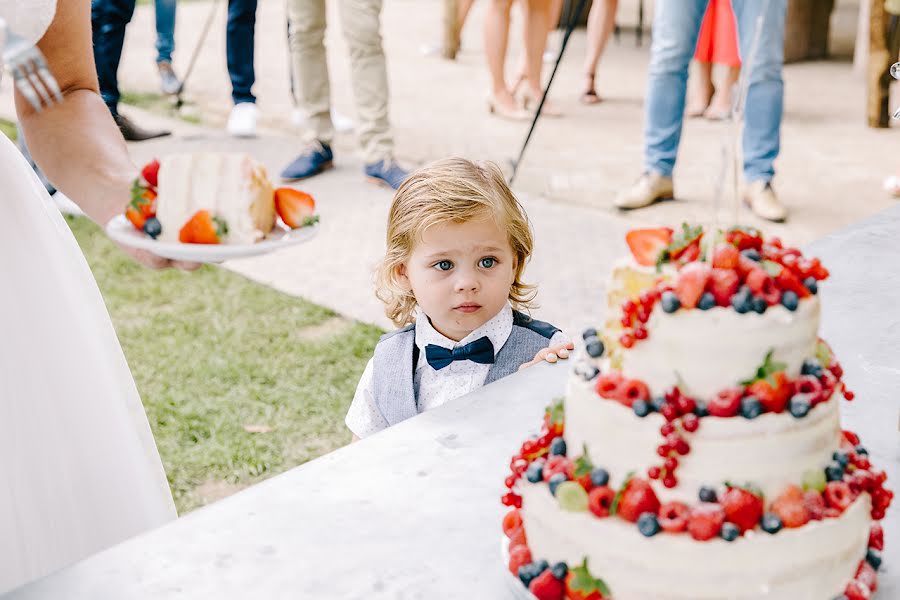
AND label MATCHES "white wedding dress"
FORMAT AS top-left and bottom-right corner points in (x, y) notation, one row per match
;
(0, 1), (176, 593)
